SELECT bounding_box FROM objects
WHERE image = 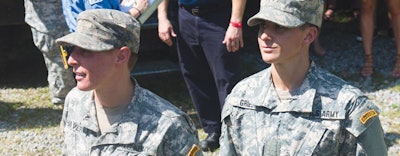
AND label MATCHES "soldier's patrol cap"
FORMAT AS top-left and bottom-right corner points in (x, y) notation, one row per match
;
(247, 0), (324, 28)
(56, 9), (140, 54)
